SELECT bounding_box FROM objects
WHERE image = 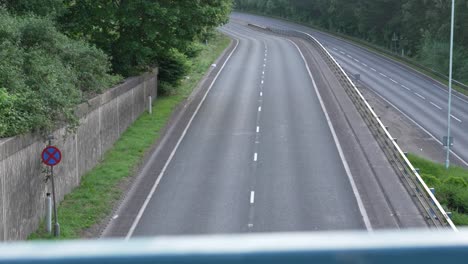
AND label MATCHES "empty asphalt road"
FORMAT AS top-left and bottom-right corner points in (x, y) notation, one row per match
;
(104, 22), (427, 239)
